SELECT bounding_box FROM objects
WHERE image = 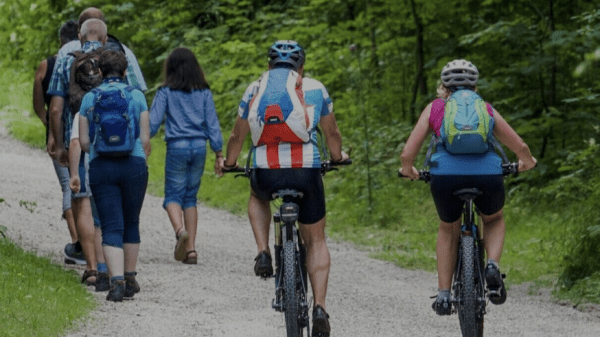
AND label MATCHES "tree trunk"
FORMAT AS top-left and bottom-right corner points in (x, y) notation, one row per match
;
(408, 0), (427, 124)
